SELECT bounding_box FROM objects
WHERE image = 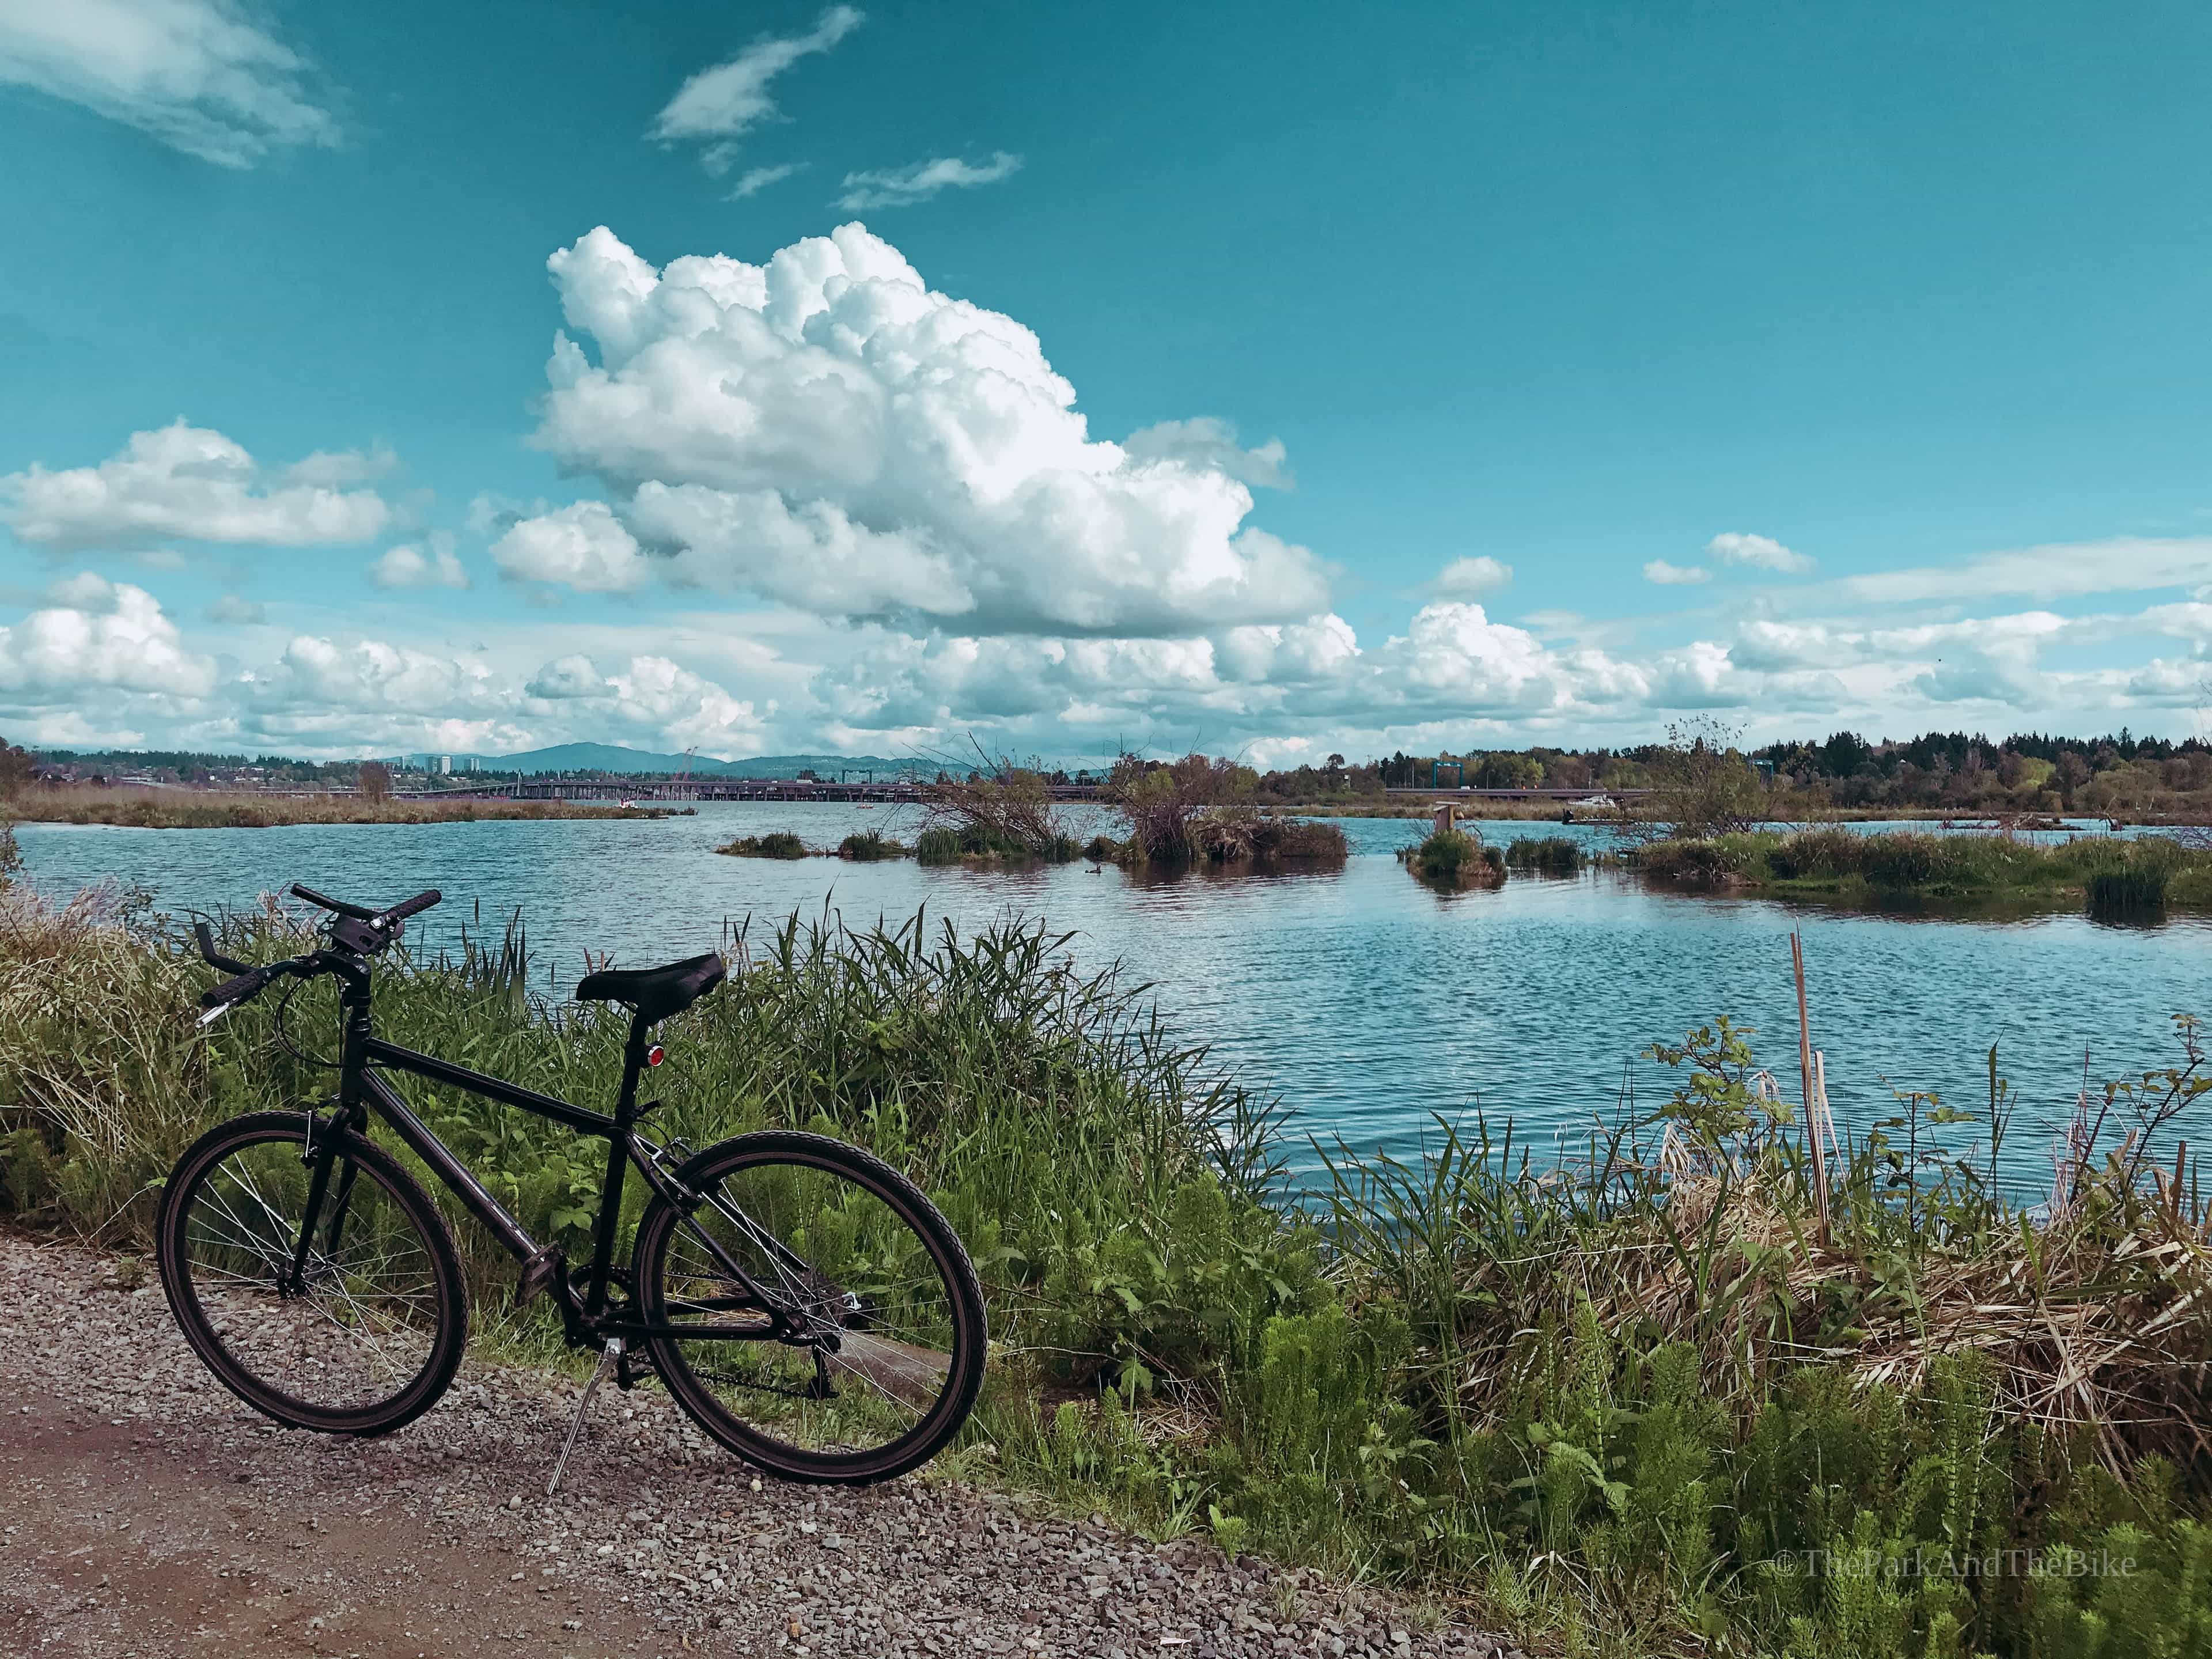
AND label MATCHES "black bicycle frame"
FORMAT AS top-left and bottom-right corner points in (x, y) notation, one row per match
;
(303, 952), (800, 1350)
